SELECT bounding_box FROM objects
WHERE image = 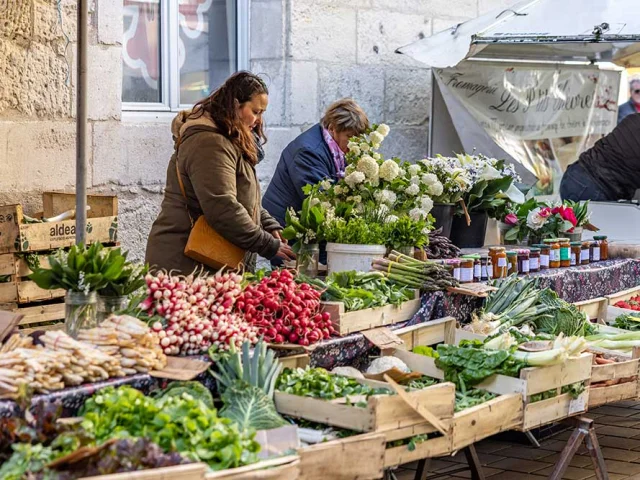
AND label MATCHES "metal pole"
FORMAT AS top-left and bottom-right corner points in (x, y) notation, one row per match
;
(75, 0), (88, 245)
